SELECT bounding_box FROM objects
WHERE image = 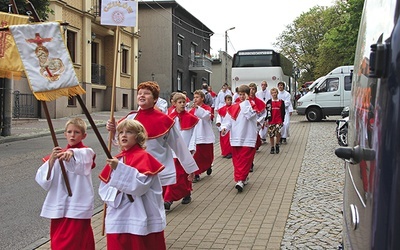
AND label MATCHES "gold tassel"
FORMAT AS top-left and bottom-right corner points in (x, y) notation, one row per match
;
(33, 85), (86, 101)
